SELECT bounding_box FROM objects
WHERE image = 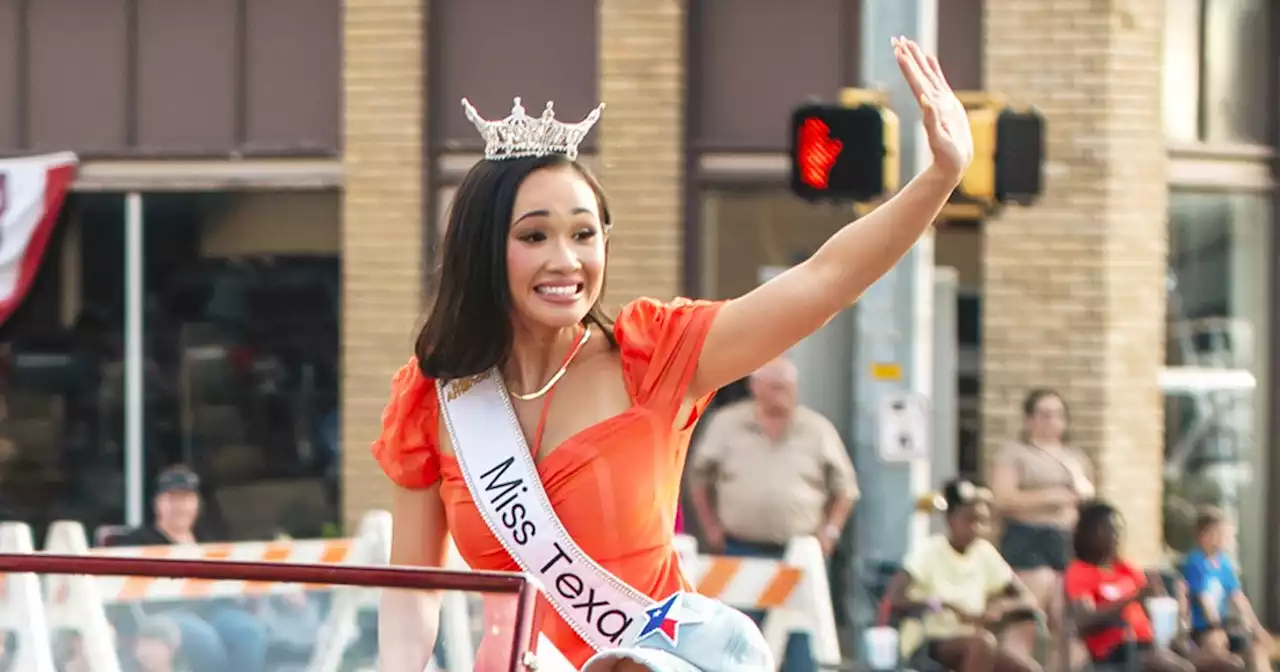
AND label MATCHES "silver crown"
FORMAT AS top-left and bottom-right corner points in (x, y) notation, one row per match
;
(462, 97), (605, 161)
